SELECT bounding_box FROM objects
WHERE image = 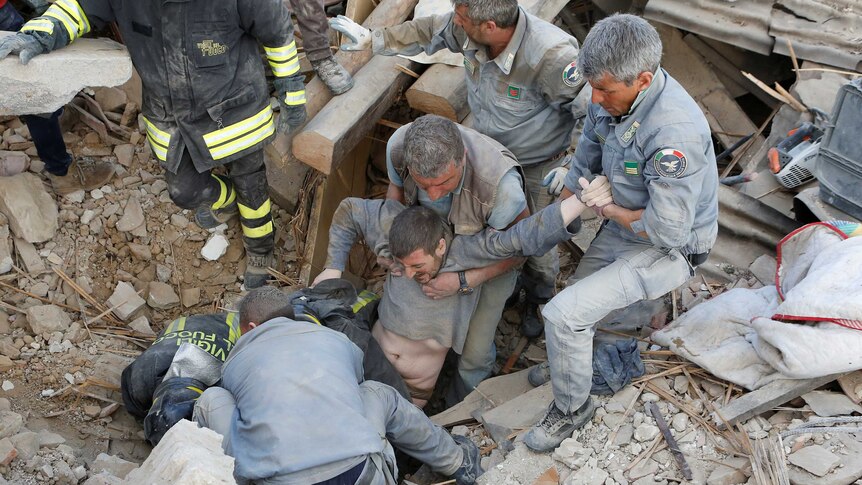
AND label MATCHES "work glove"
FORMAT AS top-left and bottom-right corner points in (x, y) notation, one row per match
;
(273, 76), (307, 135)
(541, 154), (575, 196)
(329, 15), (372, 51)
(579, 175), (613, 208)
(0, 32), (46, 64)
